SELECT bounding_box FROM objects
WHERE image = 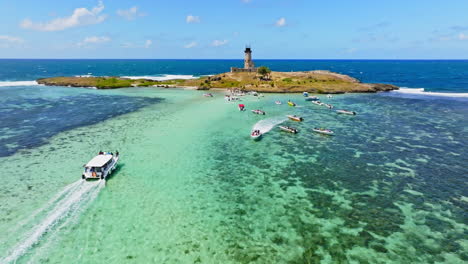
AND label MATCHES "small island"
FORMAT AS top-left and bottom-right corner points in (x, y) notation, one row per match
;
(37, 47), (398, 93)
